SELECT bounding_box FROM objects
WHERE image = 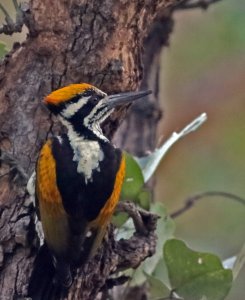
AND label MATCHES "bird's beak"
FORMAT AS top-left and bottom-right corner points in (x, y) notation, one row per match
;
(106, 90), (152, 108)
